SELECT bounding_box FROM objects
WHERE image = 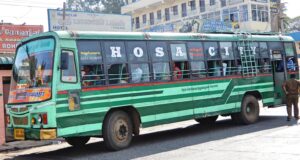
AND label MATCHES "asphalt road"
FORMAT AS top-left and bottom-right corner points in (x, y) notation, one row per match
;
(2, 107), (300, 160)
